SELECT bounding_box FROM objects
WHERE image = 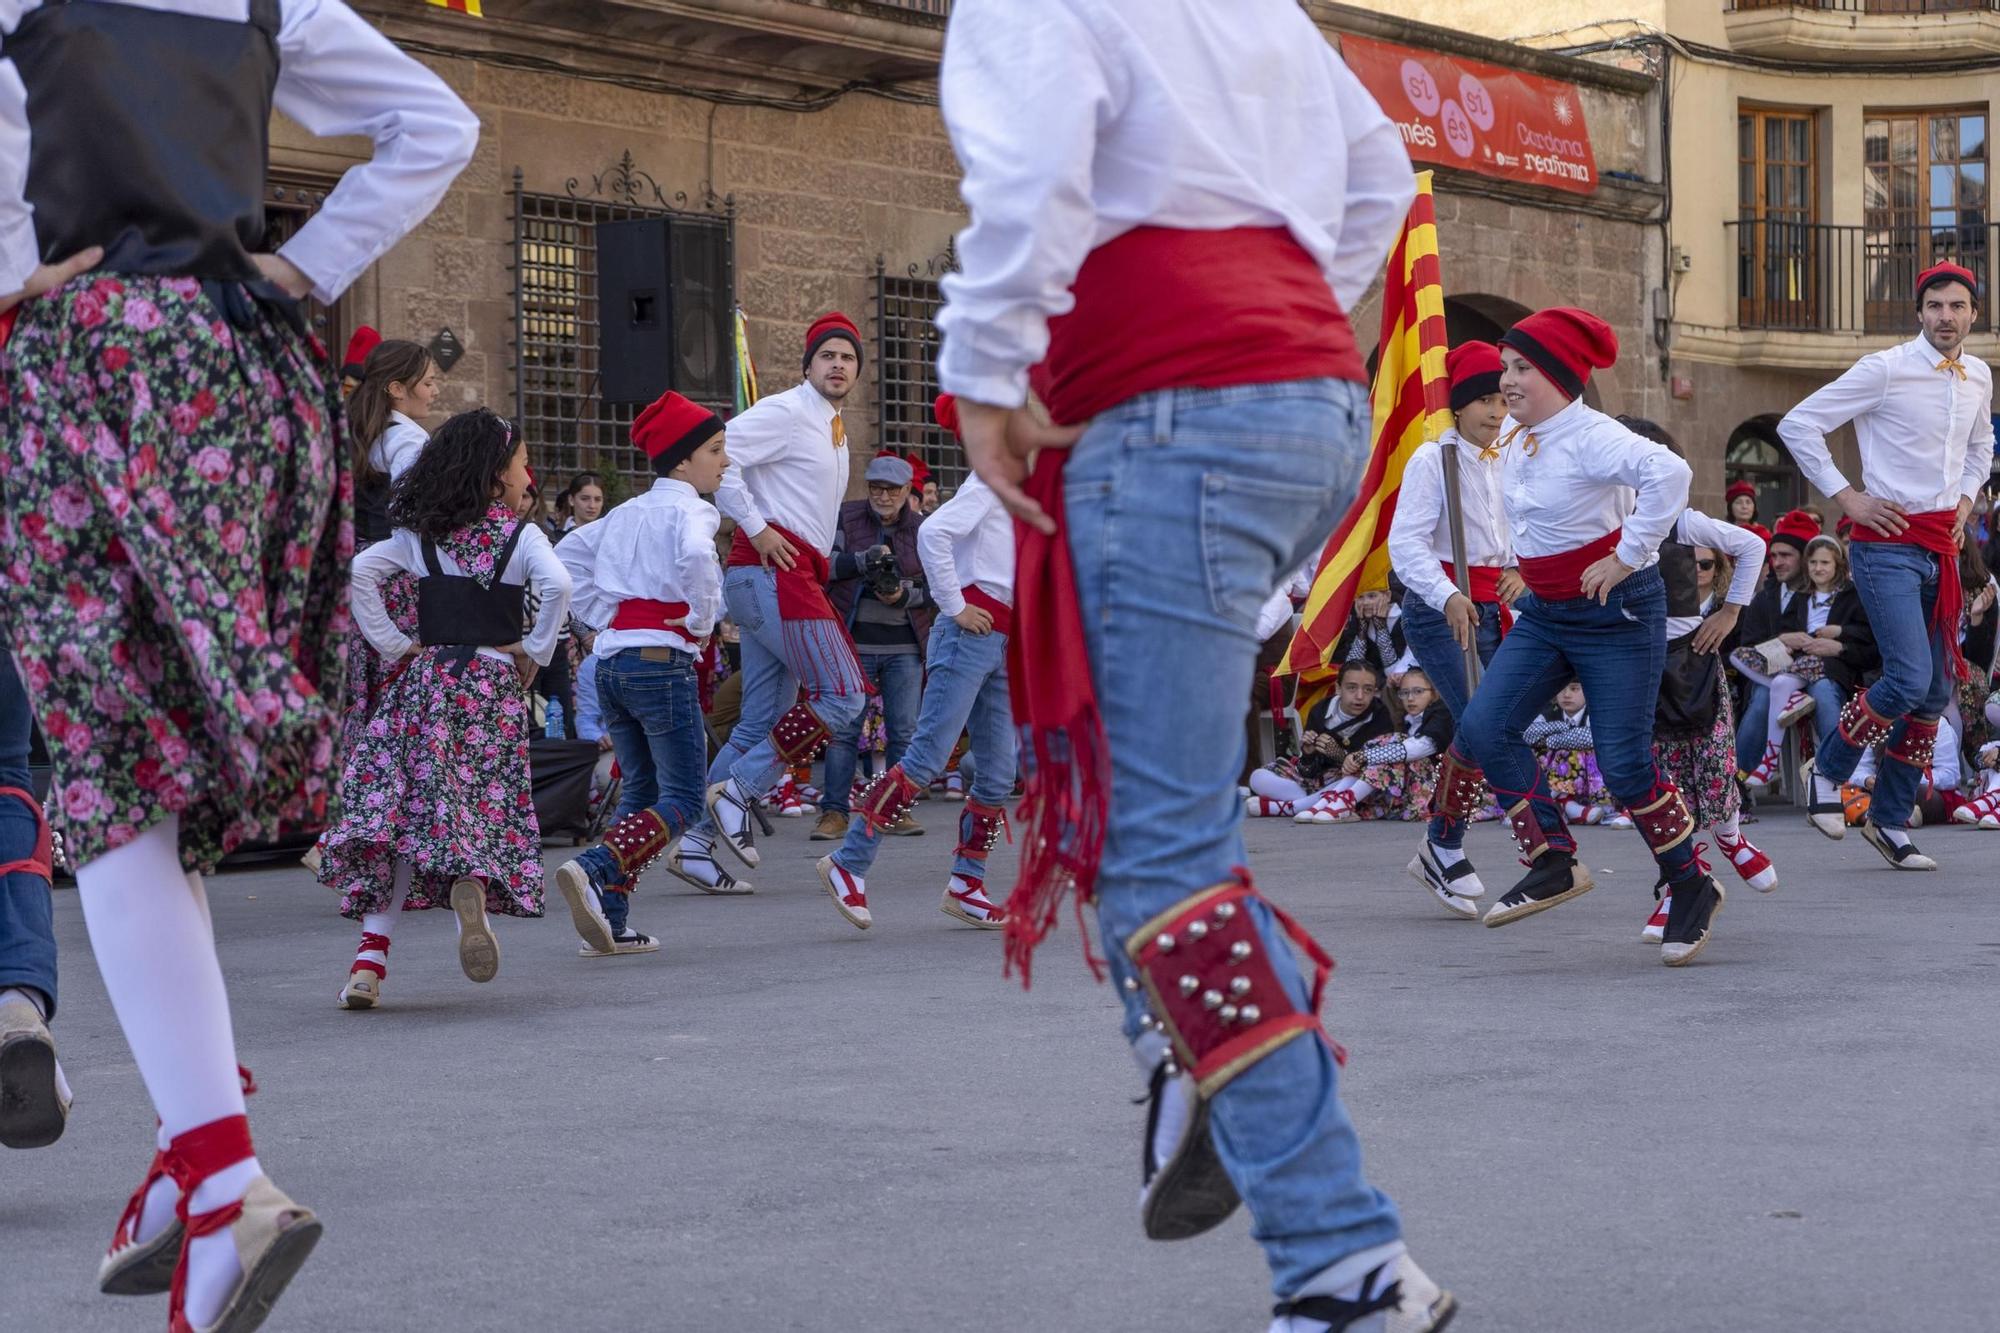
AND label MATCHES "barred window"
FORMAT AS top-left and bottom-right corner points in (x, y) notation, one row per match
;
(873, 251), (963, 494)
